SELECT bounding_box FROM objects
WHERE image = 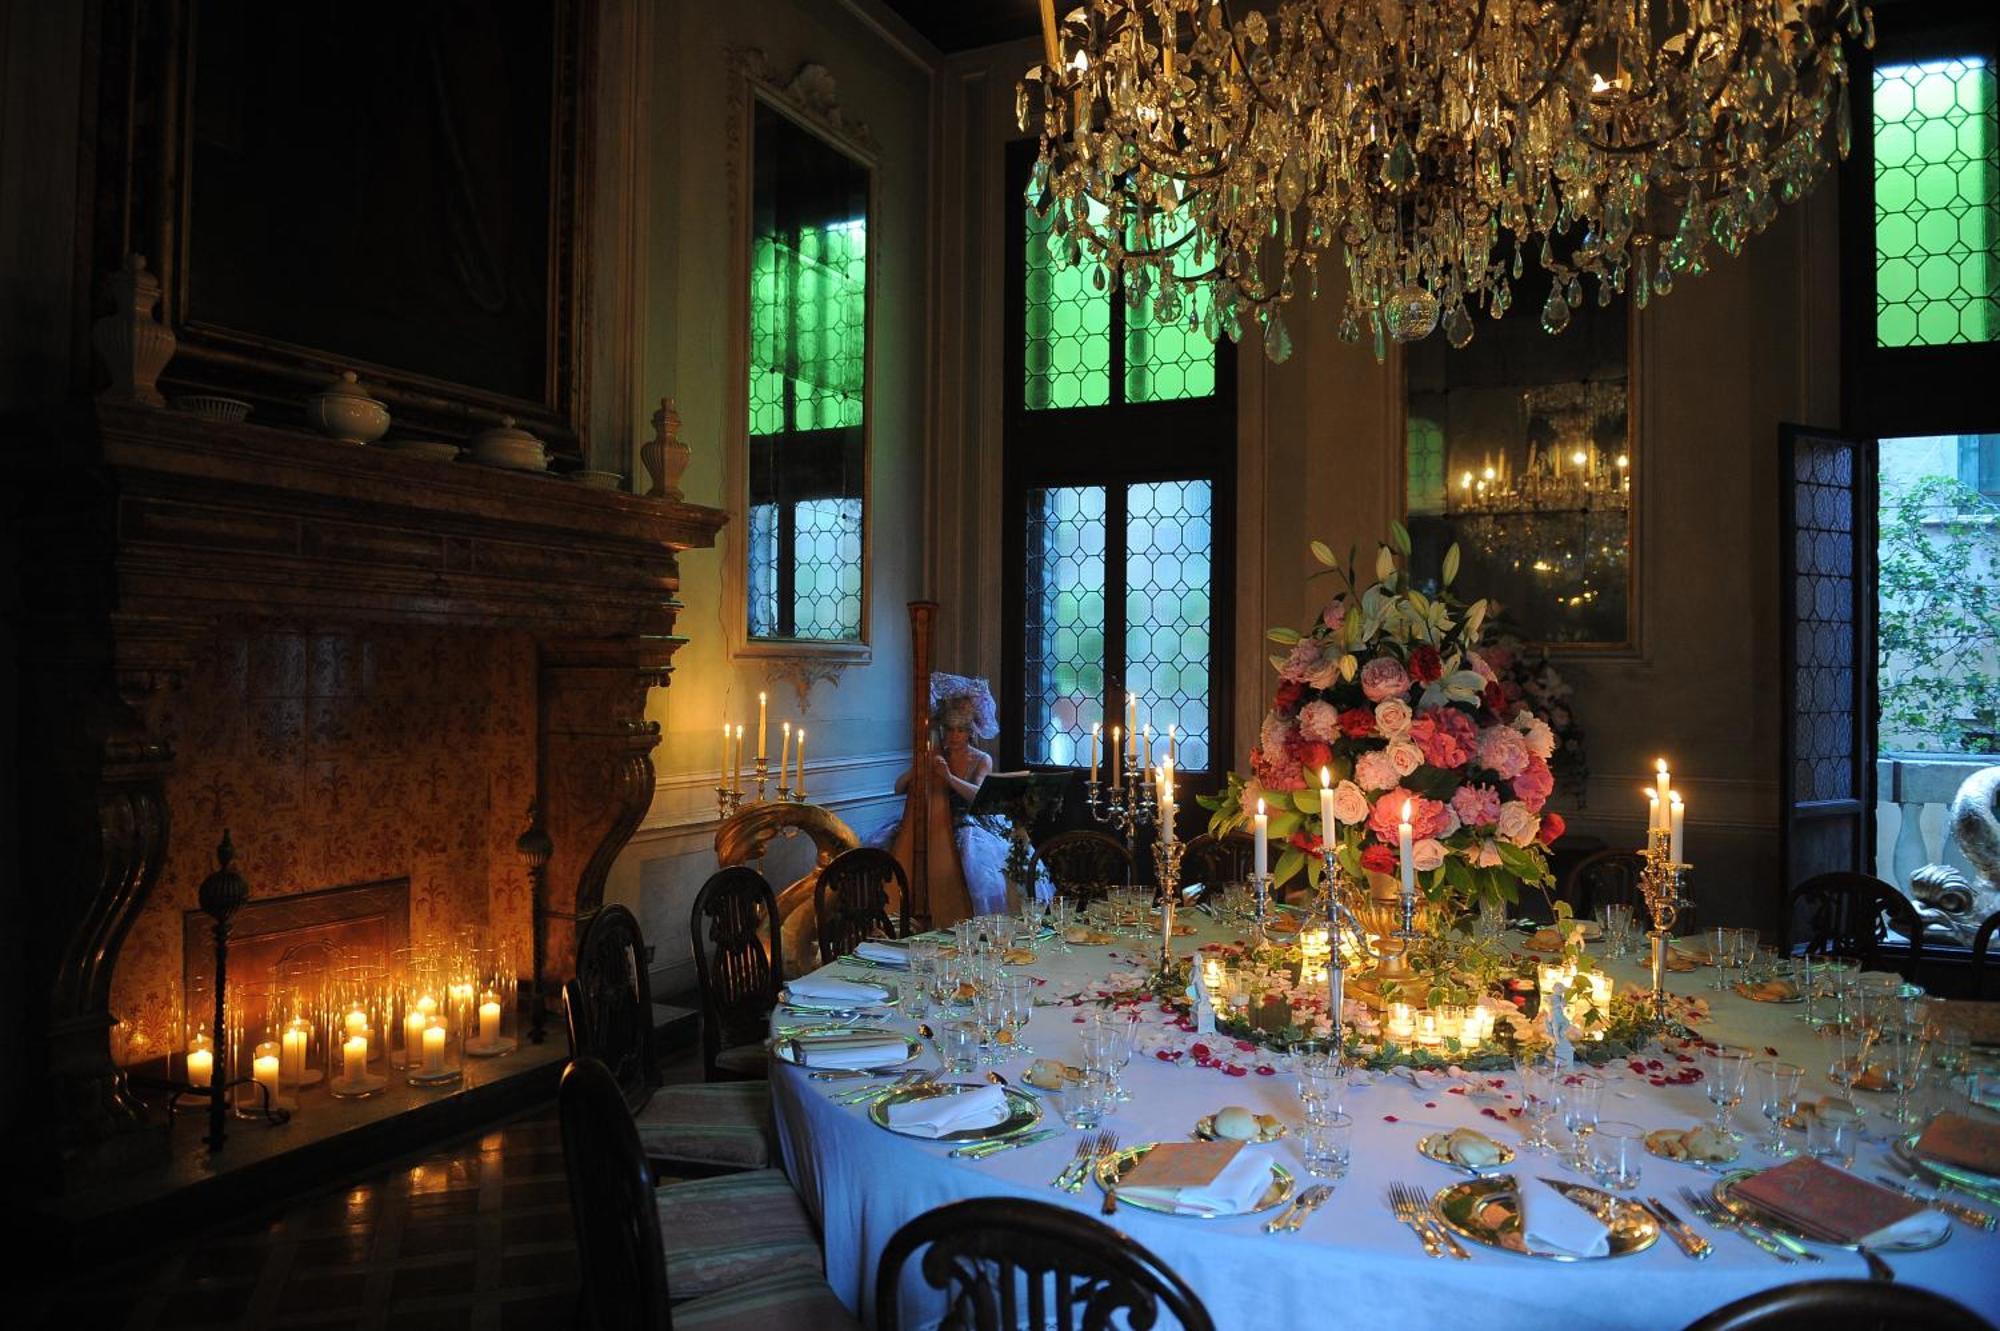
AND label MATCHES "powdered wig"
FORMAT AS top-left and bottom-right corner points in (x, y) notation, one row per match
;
(929, 672), (998, 739)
